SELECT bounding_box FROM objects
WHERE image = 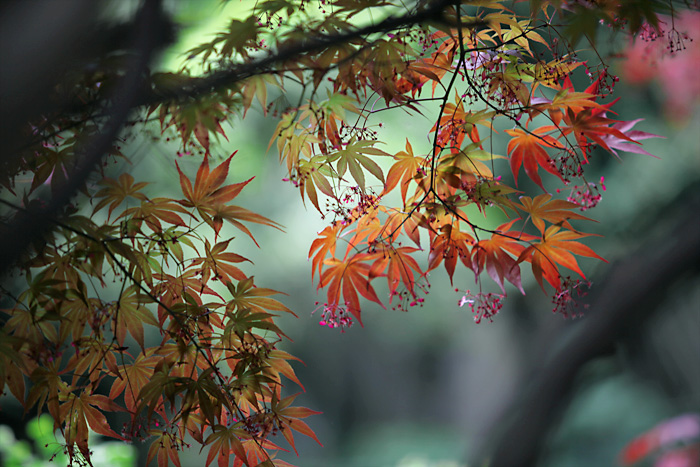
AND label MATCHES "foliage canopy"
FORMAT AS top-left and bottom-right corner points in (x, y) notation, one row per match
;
(0, 0), (691, 465)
